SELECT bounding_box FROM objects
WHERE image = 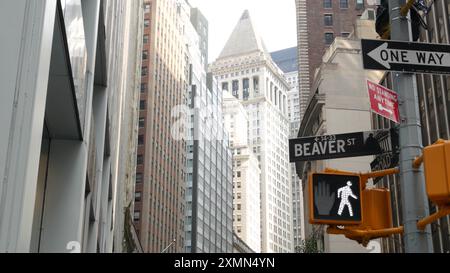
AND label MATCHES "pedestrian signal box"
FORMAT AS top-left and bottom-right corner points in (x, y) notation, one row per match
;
(423, 140), (450, 205)
(309, 173), (363, 225)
